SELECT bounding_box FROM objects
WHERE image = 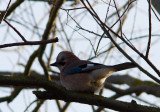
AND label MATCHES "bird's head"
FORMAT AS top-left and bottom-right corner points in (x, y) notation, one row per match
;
(50, 51), (79, 71)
